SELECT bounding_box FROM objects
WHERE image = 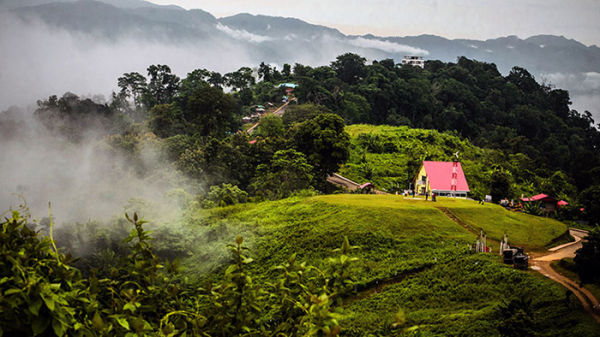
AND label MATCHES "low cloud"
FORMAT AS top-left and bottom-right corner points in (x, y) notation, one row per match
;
(541, 72), (600, 123)
(216, 23), (273, 43)
(542, 72), (600, 95)
(346, 37), (429, 55)
(0, 12), (254, 112)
